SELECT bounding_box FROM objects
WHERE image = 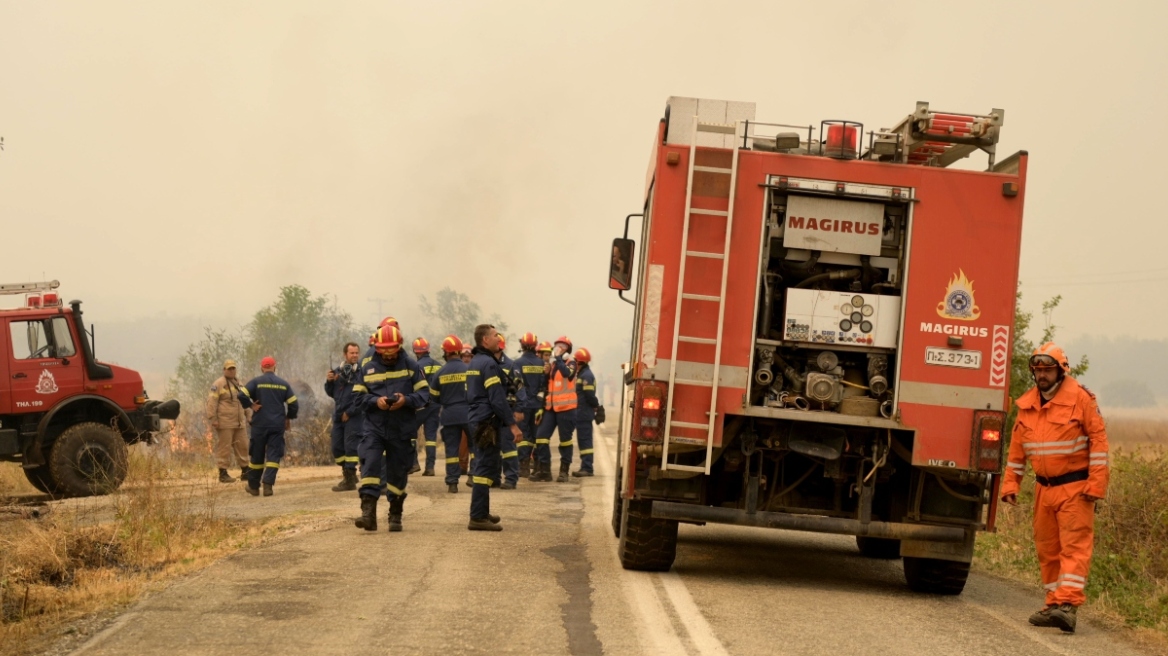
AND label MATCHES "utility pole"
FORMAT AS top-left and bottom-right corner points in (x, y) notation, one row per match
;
(367, 297), (390, 323)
